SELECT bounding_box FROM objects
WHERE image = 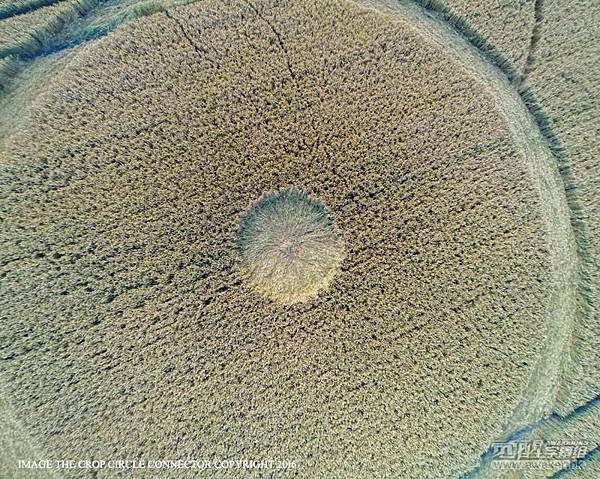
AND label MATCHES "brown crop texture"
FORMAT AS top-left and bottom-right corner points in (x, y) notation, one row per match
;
(0, 0), (596, 478)
(412, 0), (600, 421)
